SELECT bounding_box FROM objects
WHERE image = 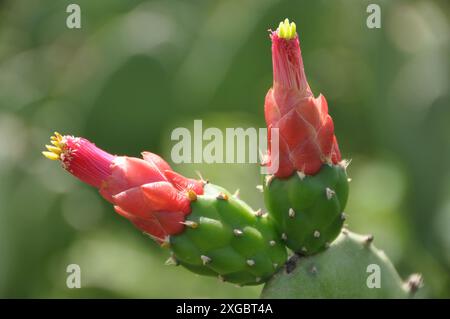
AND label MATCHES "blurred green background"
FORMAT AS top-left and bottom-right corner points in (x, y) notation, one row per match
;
(0, 0), (449, 298)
